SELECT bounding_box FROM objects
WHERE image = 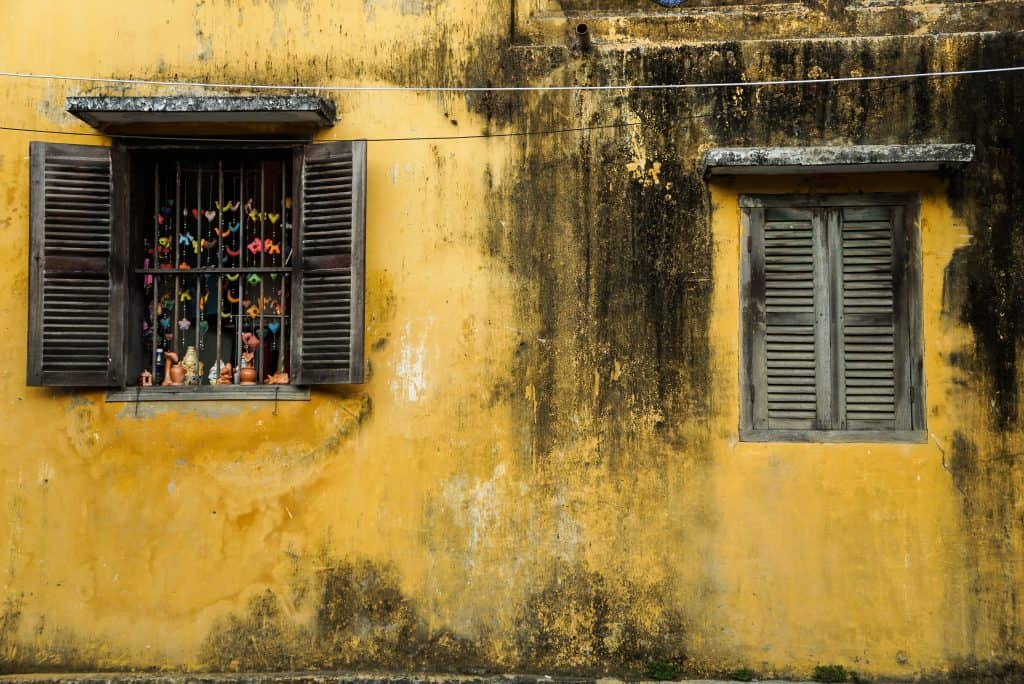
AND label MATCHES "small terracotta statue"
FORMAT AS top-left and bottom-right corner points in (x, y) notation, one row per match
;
(138, 369), (153, 387)
(163, 352), (184, 386)
(239, 351), (257, 385)
(217, 363), (234, 385)
(264, 371), (289, 385)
